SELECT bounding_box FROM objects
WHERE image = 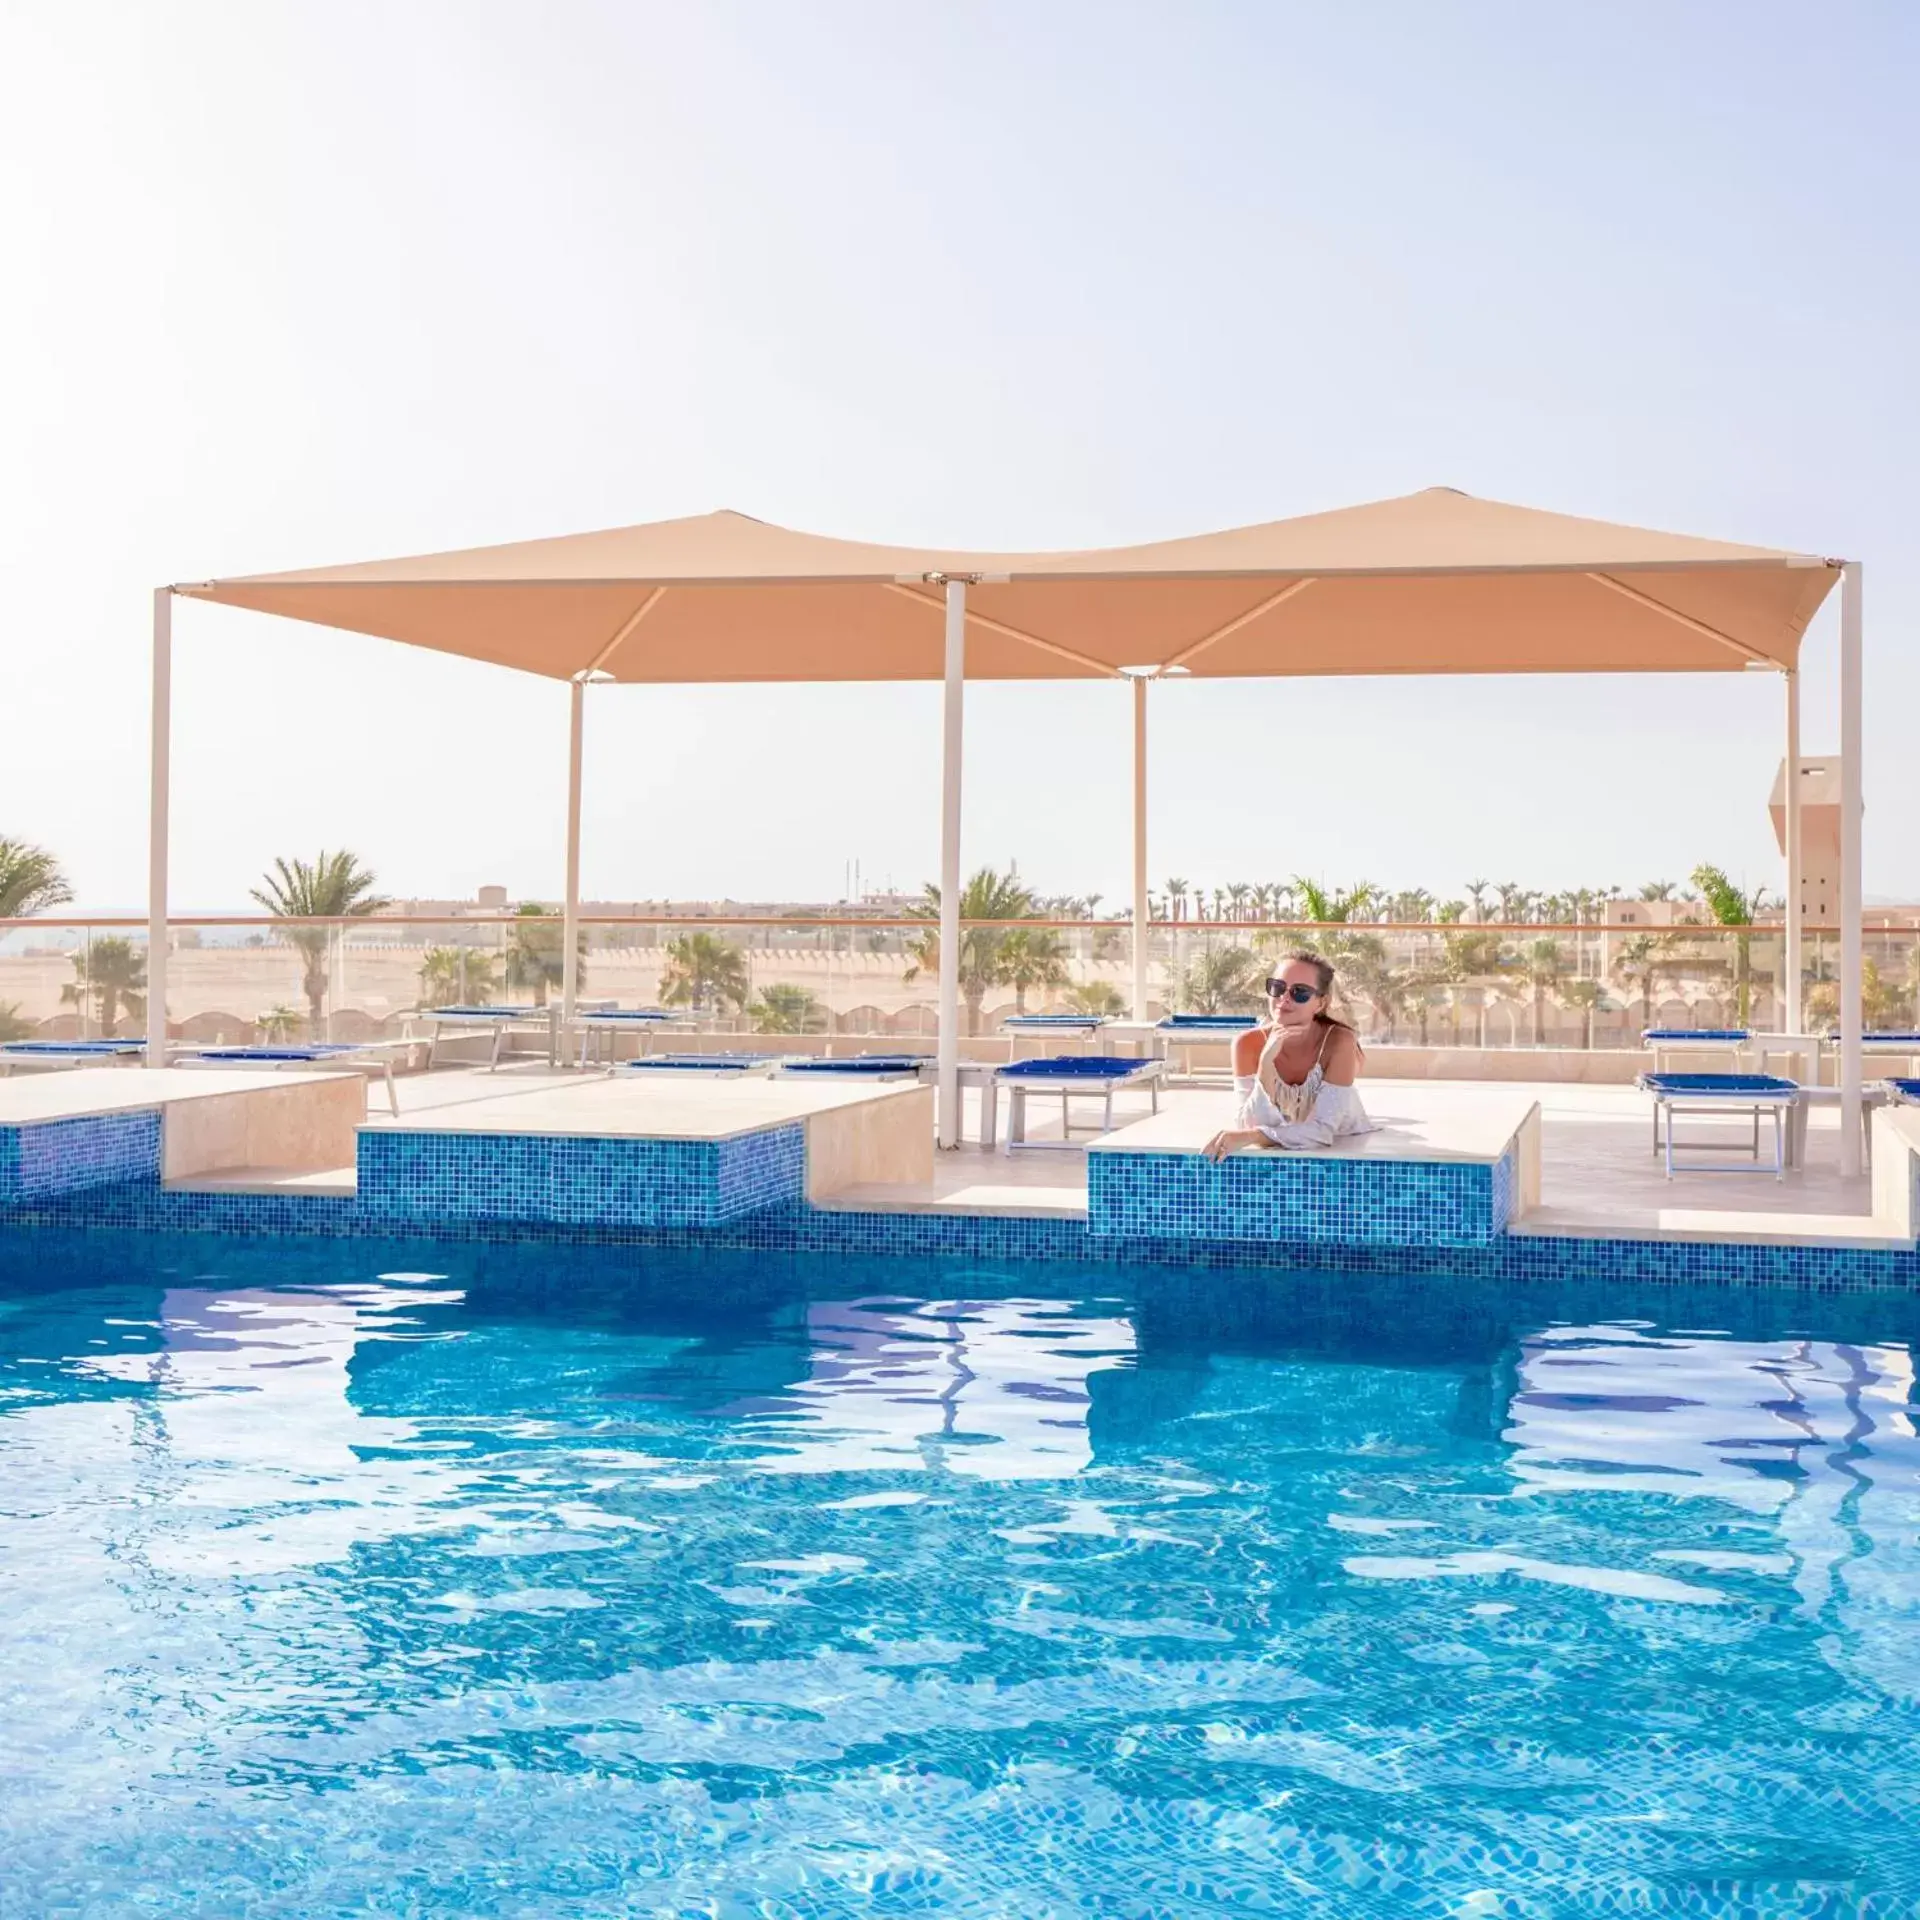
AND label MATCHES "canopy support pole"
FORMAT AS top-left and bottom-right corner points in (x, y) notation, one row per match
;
(1131, 676), (1149, 1020)
(1783, 667), (1803, 1034)
(145, 587), (172, 1069)
(937, 579), (966, 1148)
(562, 676), (585, 1027)
(1839, 562), (1864, 1176)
